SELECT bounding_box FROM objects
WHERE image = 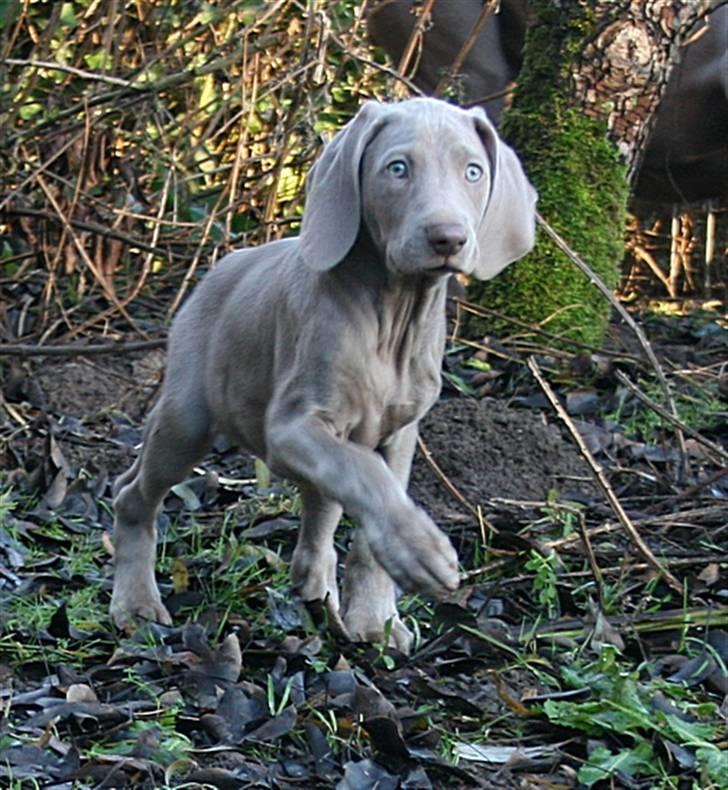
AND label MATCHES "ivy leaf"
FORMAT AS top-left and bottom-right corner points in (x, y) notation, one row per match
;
(579, 741), (656, 788)
(84, 49), (113, 72)
(696, 746), (728, 784)
(60, 3), (78, 27)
